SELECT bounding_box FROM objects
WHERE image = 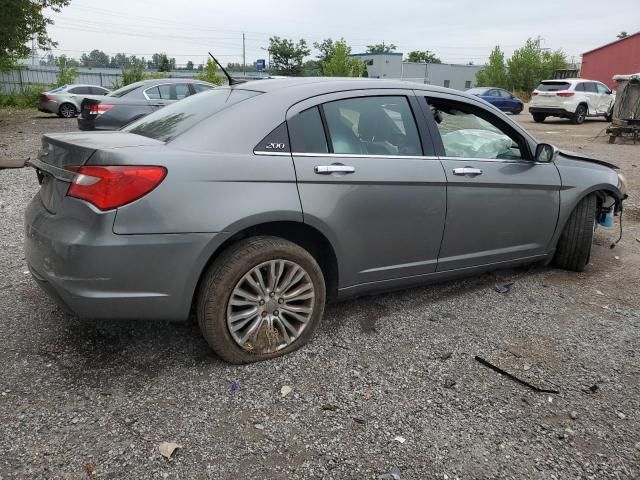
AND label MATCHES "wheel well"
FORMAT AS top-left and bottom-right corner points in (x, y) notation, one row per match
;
(194, 221), (340, 306)
(58, 102), (76, 112)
